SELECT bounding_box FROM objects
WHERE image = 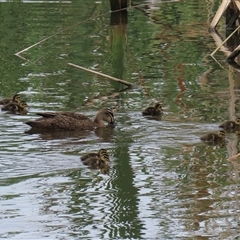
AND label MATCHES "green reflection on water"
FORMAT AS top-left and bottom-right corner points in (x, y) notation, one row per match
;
(1, 0), (240, 239)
